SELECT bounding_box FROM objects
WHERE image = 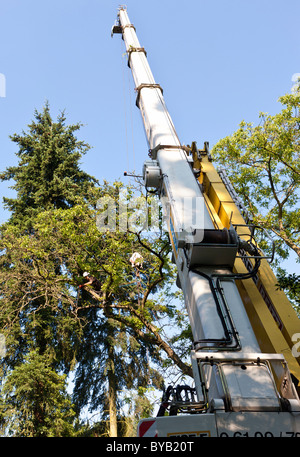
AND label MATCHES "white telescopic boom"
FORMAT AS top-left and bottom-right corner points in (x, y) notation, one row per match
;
(116, 7), (214, 242)
(112, 7), (300, 426)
